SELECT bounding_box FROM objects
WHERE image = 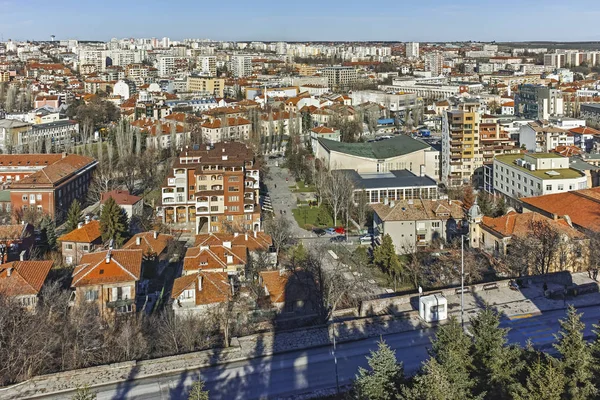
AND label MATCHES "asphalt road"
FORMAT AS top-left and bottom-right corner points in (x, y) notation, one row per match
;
(35, 306), (600, 400)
